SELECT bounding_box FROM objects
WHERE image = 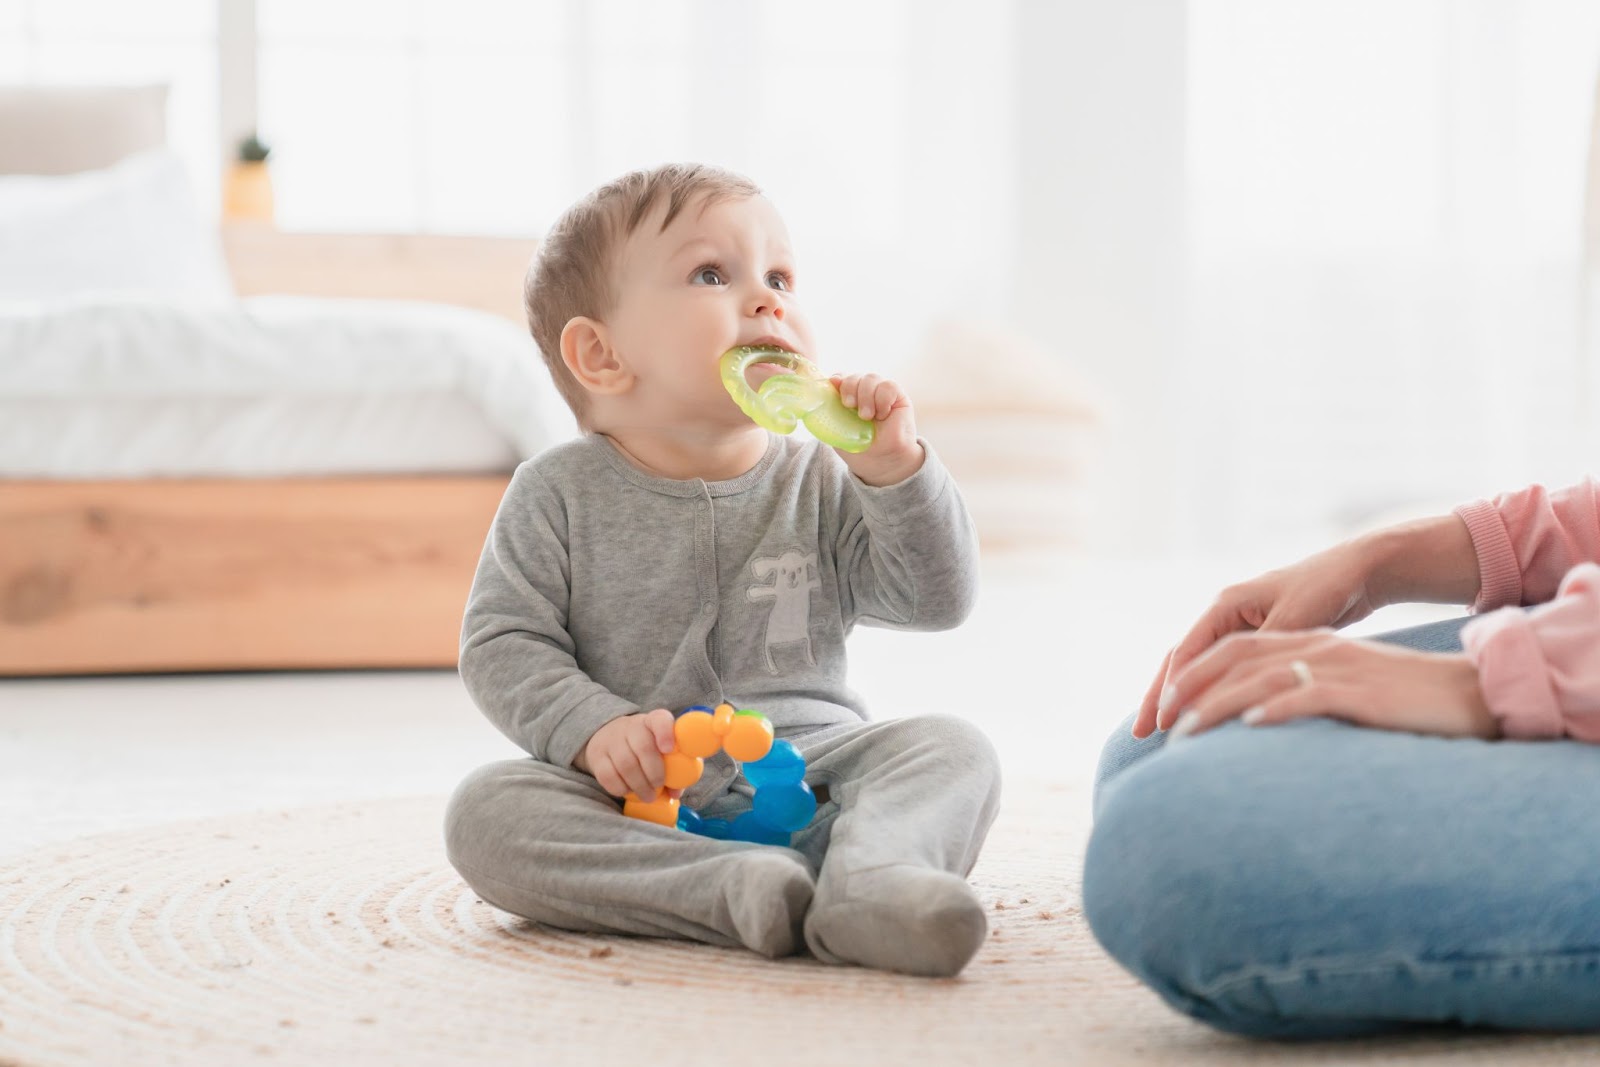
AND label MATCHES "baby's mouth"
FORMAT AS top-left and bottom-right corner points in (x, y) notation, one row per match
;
(727, 344), (806, 391)
(745, 361), (794, 390)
